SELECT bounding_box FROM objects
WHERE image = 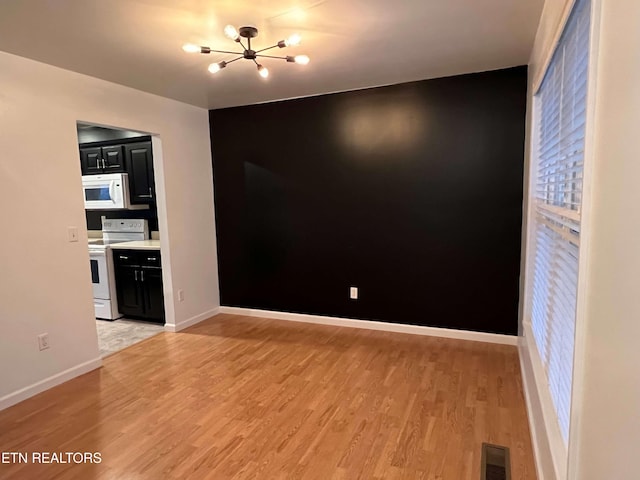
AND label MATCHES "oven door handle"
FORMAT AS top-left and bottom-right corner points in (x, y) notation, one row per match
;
(109, 180), (116, 203)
